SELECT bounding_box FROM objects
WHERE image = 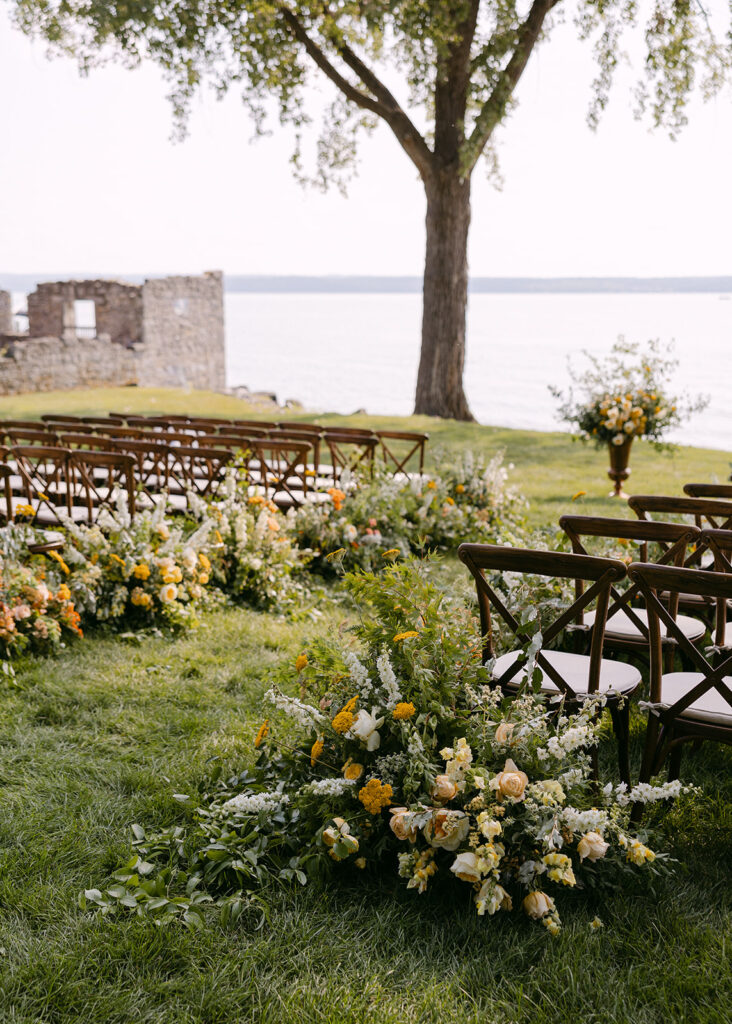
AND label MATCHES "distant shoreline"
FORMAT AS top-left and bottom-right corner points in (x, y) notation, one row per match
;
(2, 274), (732, 295)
